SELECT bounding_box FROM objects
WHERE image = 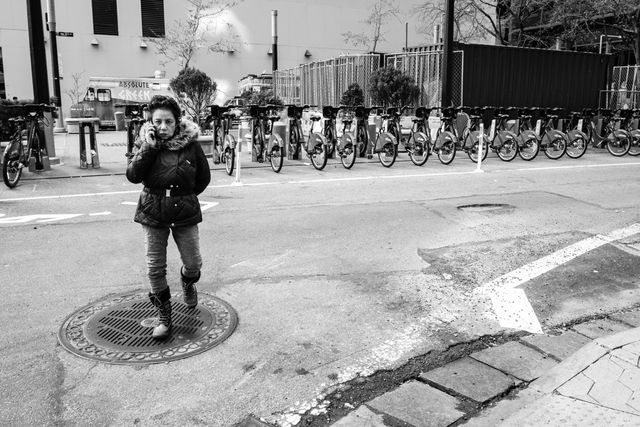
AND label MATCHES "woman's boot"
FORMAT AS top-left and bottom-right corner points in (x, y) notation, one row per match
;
(181, 268), (200, 308)
(149, 287), (172, 339)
